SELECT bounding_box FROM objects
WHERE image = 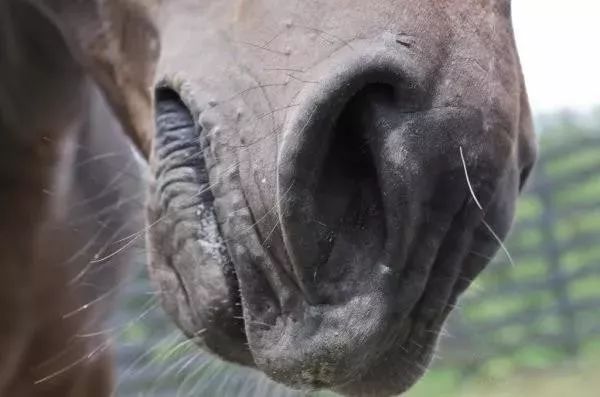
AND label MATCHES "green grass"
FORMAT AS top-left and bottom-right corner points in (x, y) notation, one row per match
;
(408, 356), (600, 397)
